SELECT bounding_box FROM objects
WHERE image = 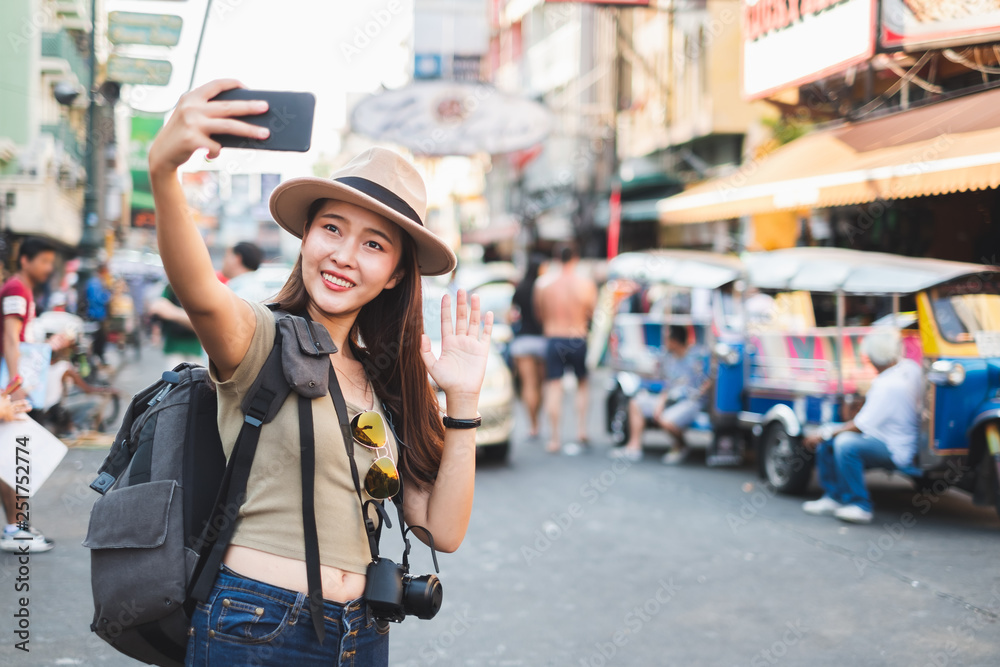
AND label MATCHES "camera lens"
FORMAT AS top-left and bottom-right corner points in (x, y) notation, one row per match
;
(401, 574), (443, 620)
